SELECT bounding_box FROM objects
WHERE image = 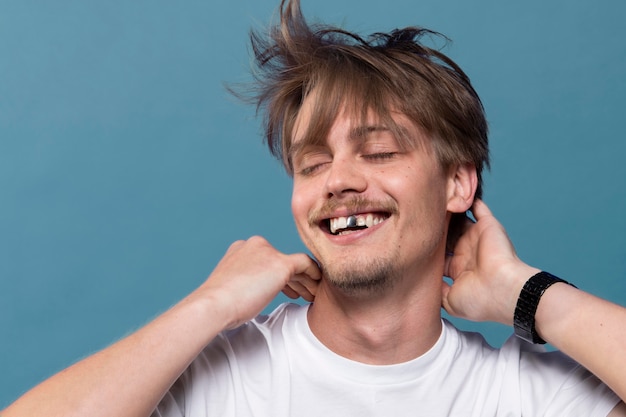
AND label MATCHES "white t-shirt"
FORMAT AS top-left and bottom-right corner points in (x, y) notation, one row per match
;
(153, 303), (620, 417)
